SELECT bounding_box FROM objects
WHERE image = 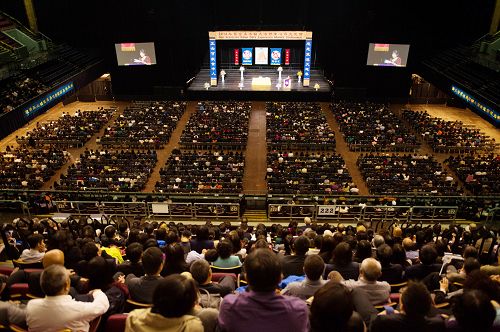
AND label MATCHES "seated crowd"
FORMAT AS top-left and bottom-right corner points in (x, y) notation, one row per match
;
(445, 154), (500, 195)
(17, 108), (114, 147)
(332, 101), (419, 151)
(179, 101), (250, 149)
(99, 101), (186, 149)
(402, 109), (495, 152)
(156, 149), (244, 193)
(0, 146), (69, 189)
(0, 76), (47, 114)
(358, 153), (462, 195)
(266, 102), (336, 149)
(55, 149), (157, 192)
(2, 218), (500, 331)
(267, 151), (356, 195)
